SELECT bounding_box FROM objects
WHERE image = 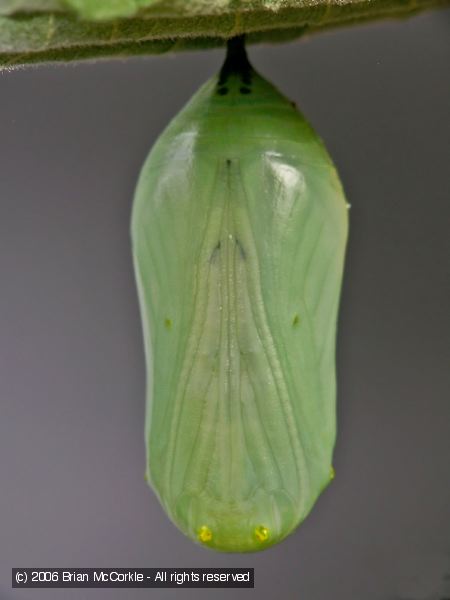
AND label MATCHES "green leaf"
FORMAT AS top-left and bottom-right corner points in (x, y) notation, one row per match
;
(1, 0), (449, 69)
